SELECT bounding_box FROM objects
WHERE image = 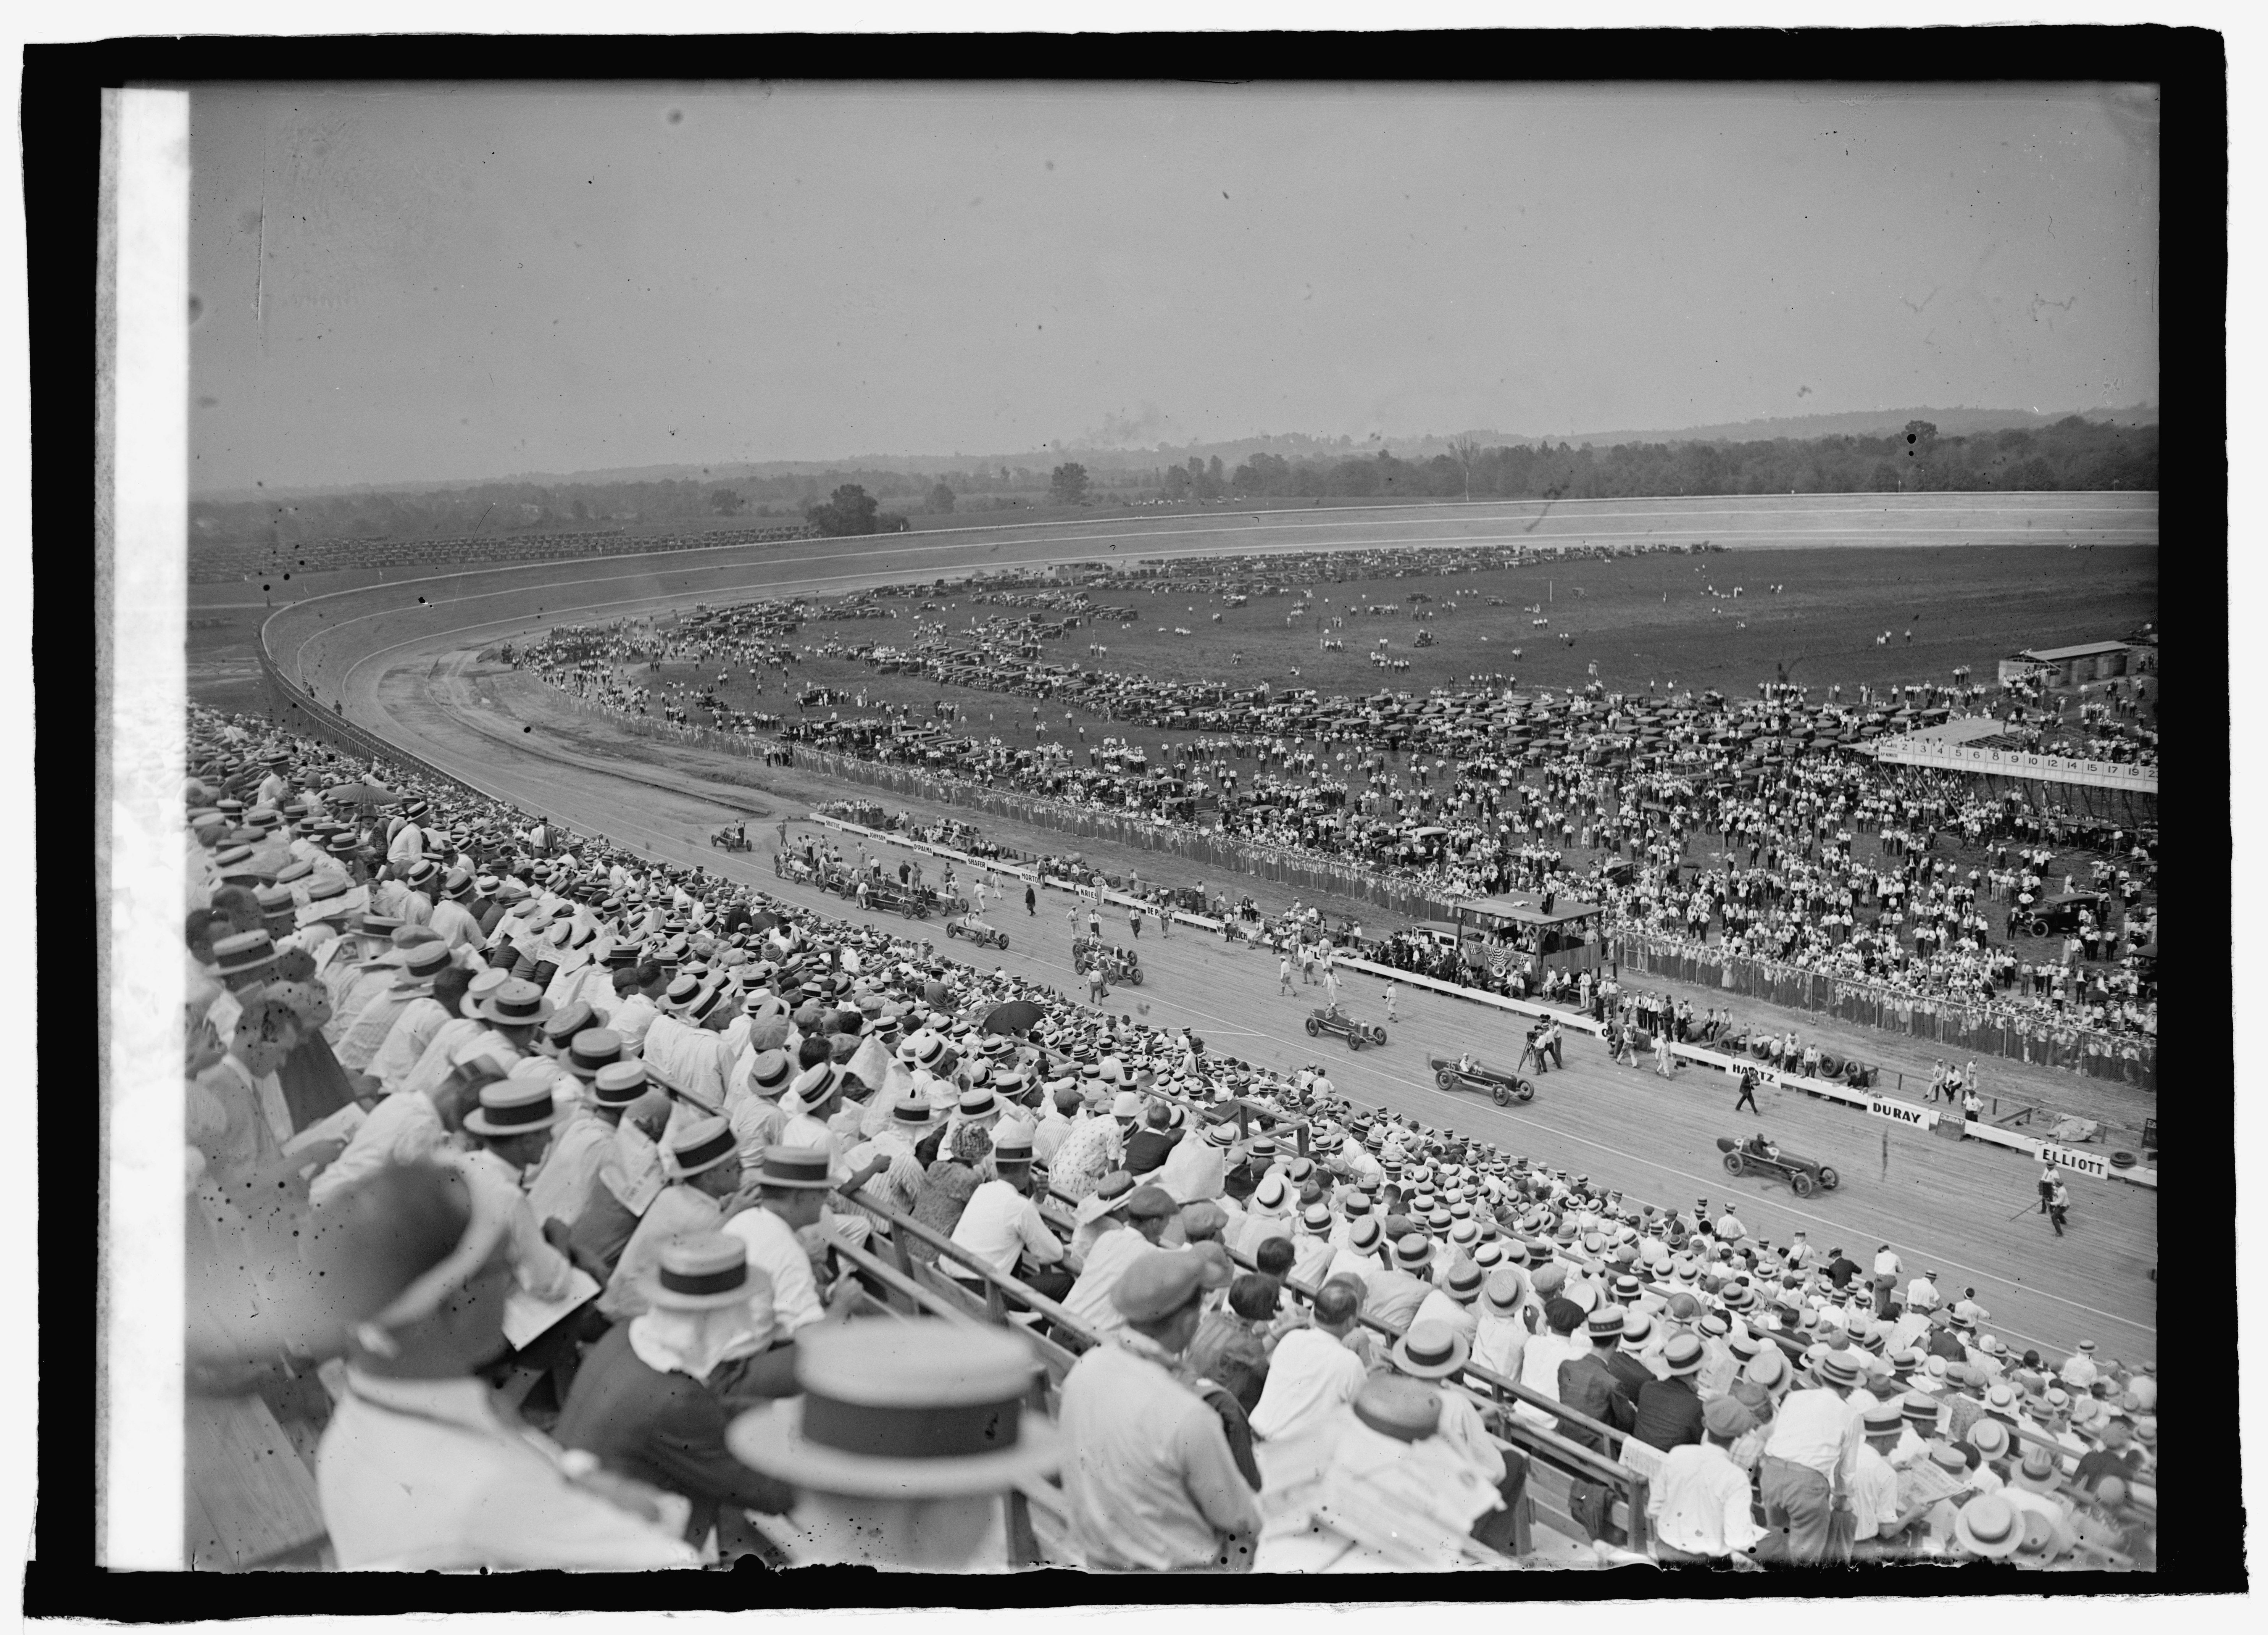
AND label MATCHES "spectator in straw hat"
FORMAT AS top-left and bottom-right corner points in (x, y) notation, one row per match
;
(308, 1038), (510, 1212)
(310, 1161), (700, 1571)
(1057, 1248), (1254, 1571)
(456, 1074), (582, 1327)
(337, 938), (457, 1076)
(597, 1116), (745, 1324)
(519, 1030), (625, 1227)
(947, 1116), (1073, 1300)
(721, 1146), (864, 1344)
(1630, 1332), (1709, 1453)
(728, 1320), (1063, 1570)
(553, 1233), (797, 1556)
(1556, 1305), (1639, 1454)
(1390, 1317), (1529, 1551)
(1061, 1184), (1181, 1342)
